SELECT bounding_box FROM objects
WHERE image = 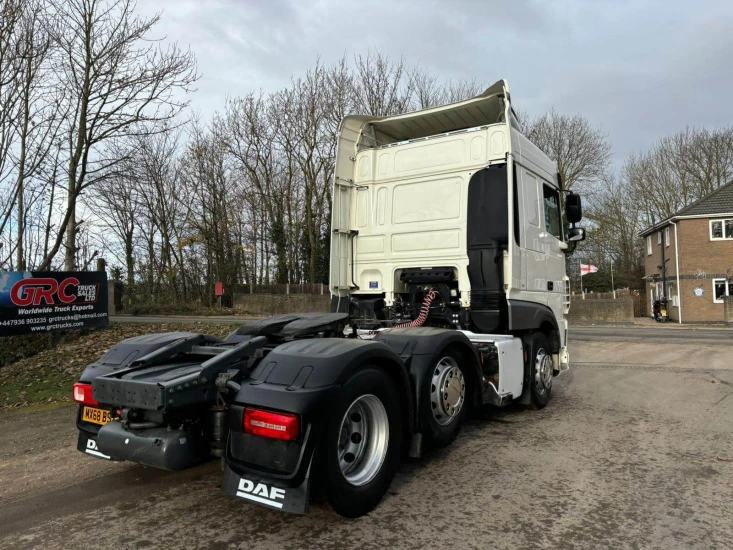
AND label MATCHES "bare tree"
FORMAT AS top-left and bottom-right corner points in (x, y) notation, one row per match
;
(37, 0), (197, 271)
(133, 127), (189, 301)
(412, 69), (484, 109)
(625, 126), (733, 225)
(523, 109), (612, 191)
(0, 0), (25, 266)
(10, 0), (59, 270)
(221, 93), (294, 283)
(352, 51), (415, 117)
(87, 141), (139, 305)
(276, 62), (335, 283)
(583, 174), (645, 289)
(178, 118), (240, 302)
